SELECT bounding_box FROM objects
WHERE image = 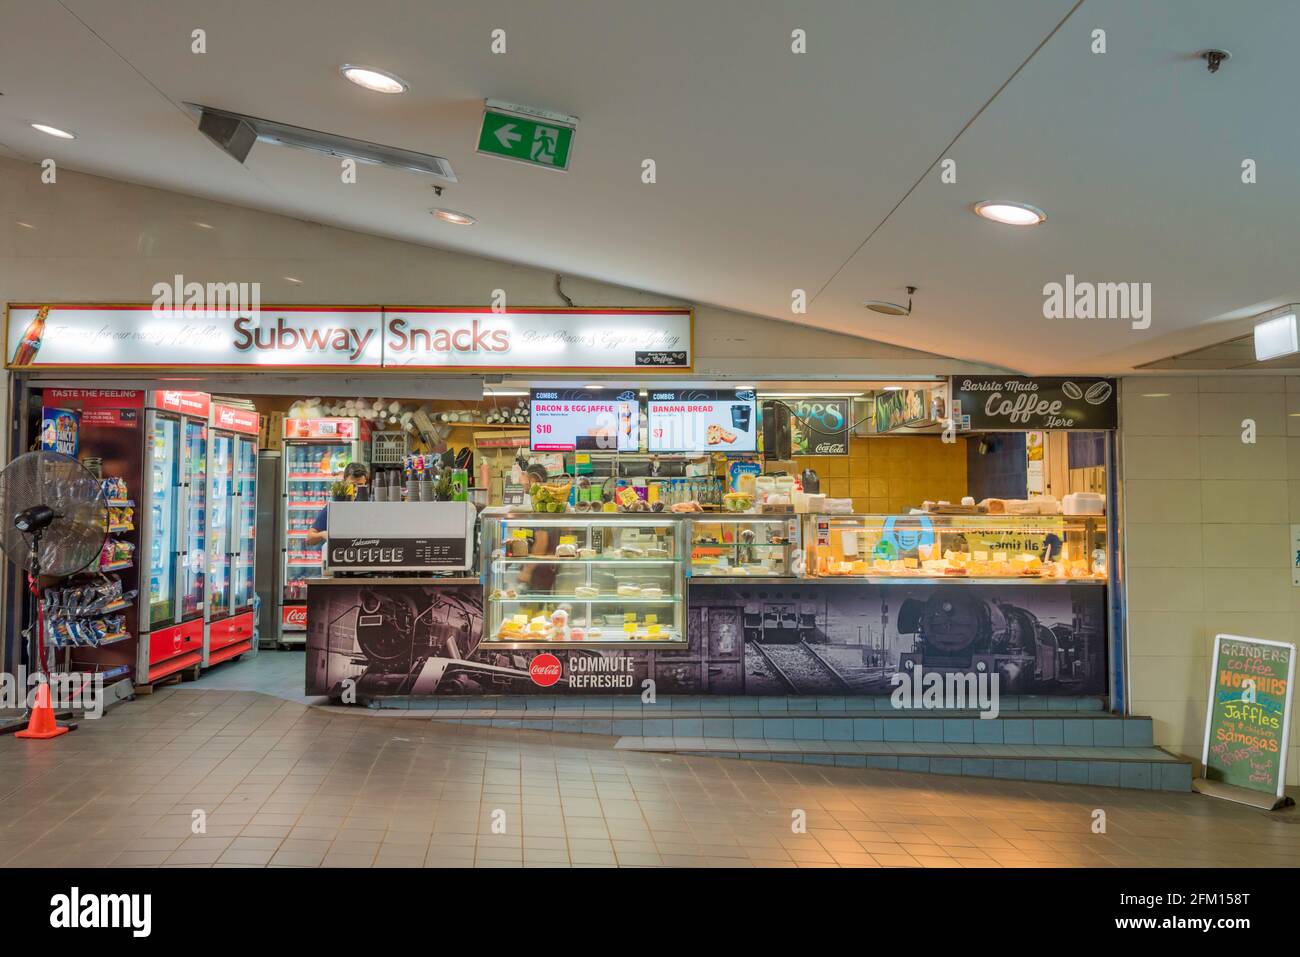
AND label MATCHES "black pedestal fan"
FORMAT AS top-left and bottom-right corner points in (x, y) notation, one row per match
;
(0, 451), (107, 735)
